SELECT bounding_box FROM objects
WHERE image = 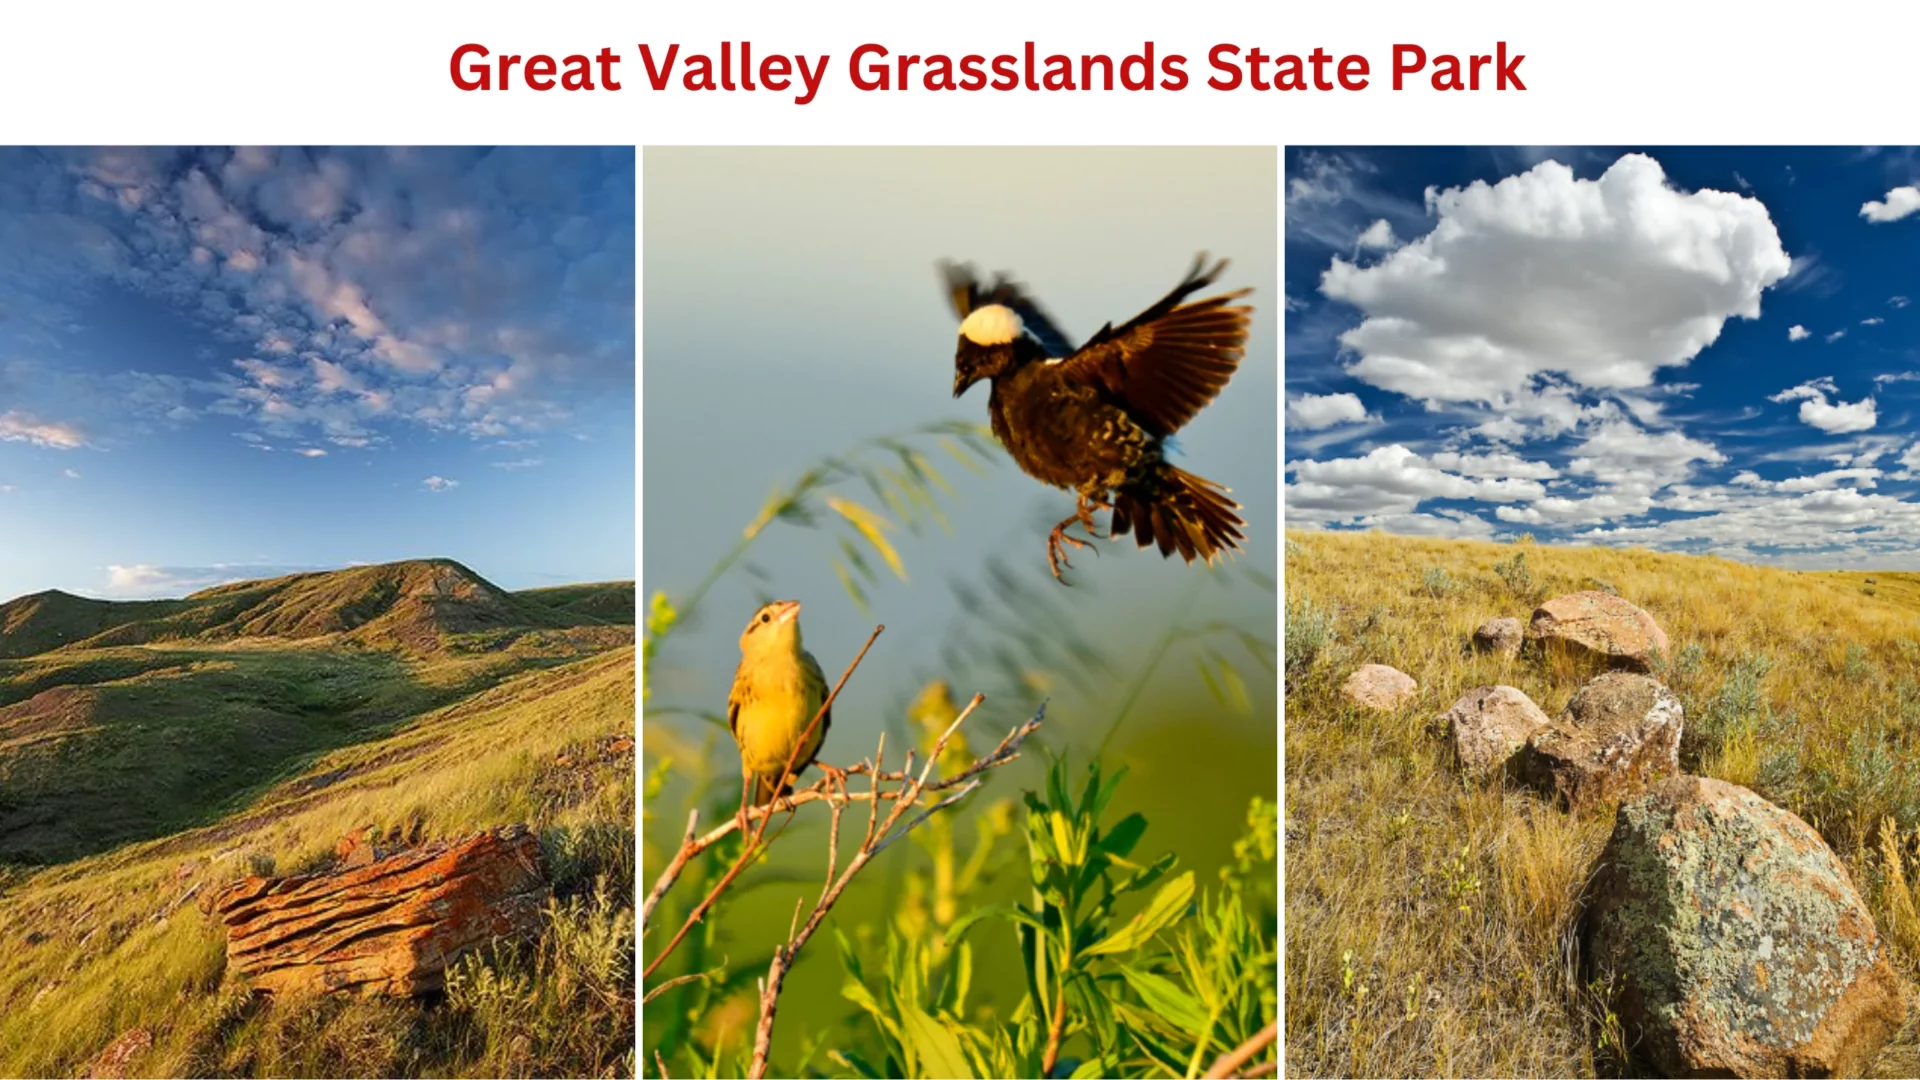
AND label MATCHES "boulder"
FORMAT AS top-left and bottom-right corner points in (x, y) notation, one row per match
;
(334, 827), (377, 868)
(85, 1028), (152, 1079)
(1524, 672), (1681, 811)
(1443, 685), (1551, 781)
(1585, 776), (1905, 1077)
(1340, 664), (1417, 711)
(1471, 617), (1523, 657)
(1528, 590), (1668, 670)
(213, 825), (548, 996)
